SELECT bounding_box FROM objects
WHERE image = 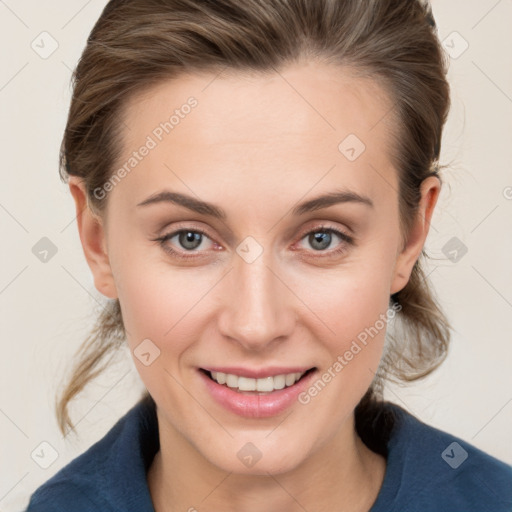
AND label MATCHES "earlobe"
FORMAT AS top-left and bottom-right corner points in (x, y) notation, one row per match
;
(390, 176), (441, 295)
(68, 176), (118, 299)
